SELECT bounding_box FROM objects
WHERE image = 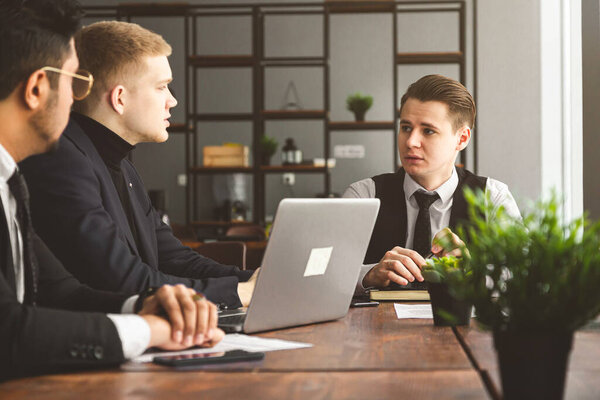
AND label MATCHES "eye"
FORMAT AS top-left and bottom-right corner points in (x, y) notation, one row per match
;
(158, 85), (168, 90)
(400, 125), (412, 133)
(424, 128), (436, 135)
